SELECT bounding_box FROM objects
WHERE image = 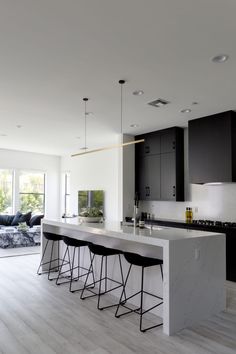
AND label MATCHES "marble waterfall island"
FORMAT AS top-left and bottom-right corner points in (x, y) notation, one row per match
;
(42, 218), (226, 336)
